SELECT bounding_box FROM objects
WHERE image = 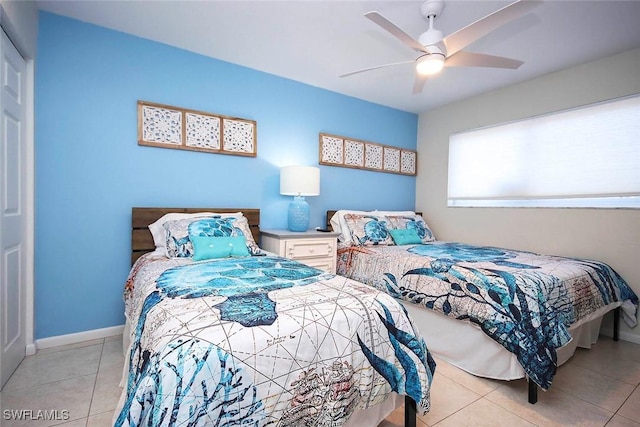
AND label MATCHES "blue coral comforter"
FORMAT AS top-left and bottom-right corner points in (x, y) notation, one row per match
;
(115, 253), (435, 426)
(337, 242), (638, 390)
